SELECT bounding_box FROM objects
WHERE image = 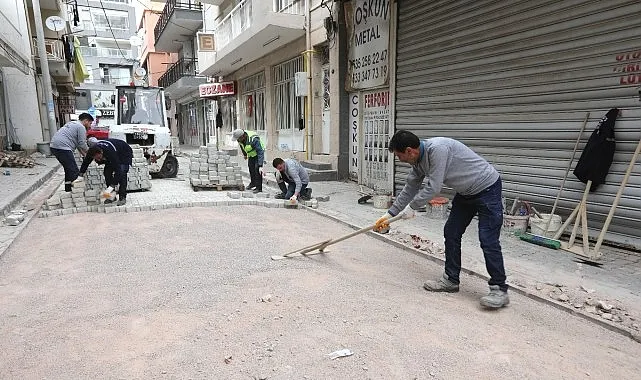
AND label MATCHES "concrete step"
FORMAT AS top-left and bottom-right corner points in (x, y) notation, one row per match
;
(301, 160), (332, 171)
(305, 168), (338, 182)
